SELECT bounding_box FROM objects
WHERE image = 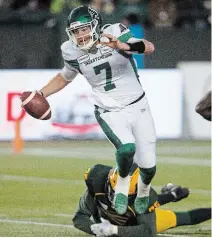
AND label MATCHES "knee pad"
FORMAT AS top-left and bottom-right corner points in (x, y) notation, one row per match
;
(140, 166), (156, 185)
(116, 143), (136, 158)
(116, 143), (136, 177)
